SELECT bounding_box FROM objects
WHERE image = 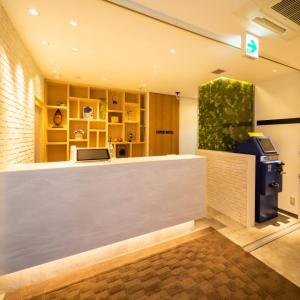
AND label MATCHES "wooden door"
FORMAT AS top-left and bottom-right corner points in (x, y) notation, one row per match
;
(149, 93), (179, 156)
